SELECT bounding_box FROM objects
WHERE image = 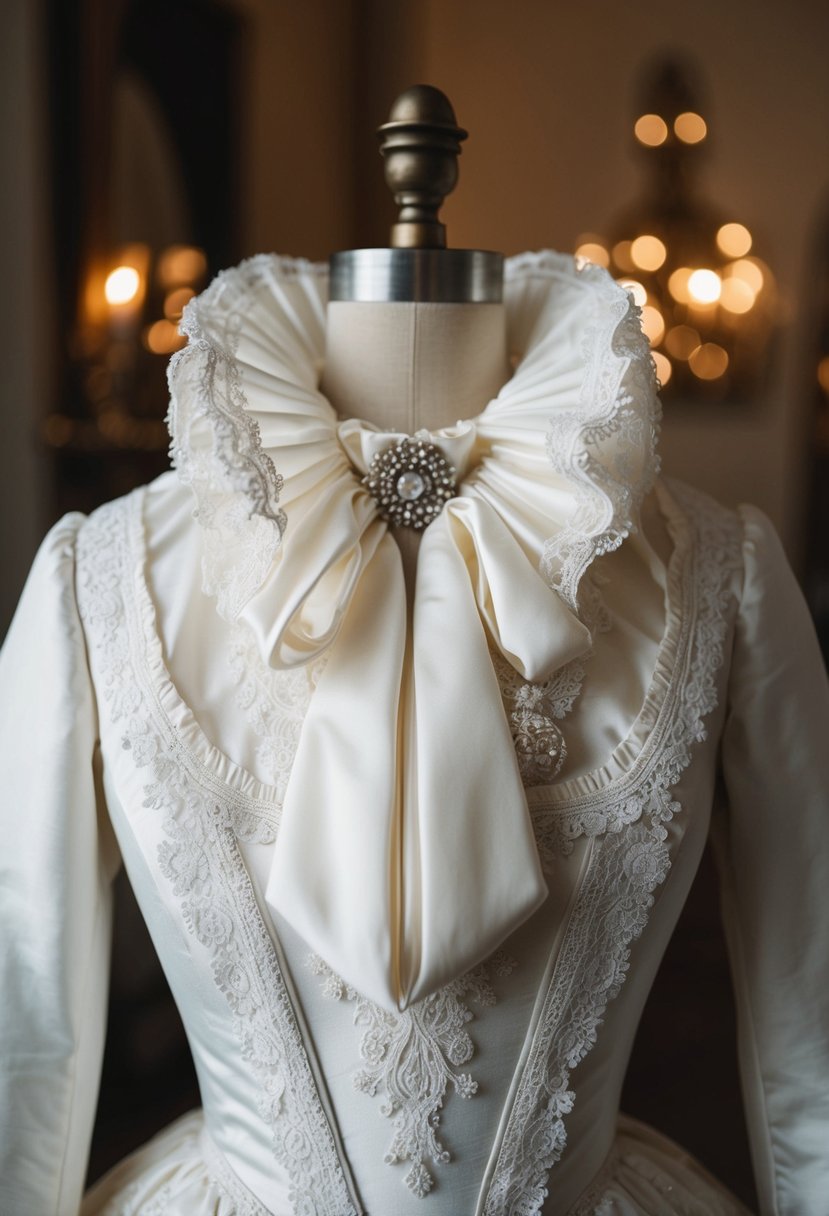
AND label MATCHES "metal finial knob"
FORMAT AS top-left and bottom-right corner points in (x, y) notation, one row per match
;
(377, 85), (468, 250)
